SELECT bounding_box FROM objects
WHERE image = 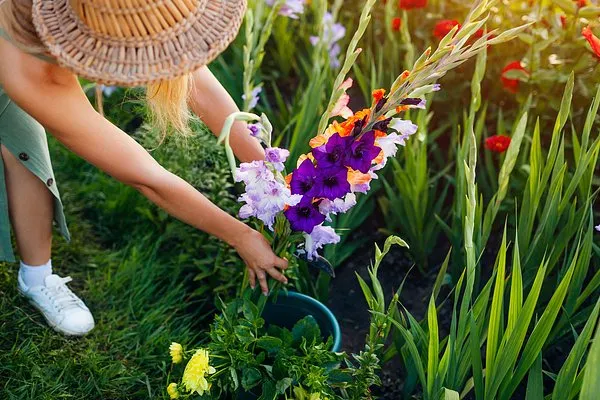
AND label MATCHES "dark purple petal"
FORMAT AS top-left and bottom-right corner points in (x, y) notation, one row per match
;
(284, 197), (326, 233)
(375, 97), (387, 112)
(372, 118), (392, 132)
(400, 98), (423, 106)
(290, 159), (322, 196)
(346, 131), (381, 173)
(317, 167), (351, 200)
(351, 117), (368, 137)
(312, 133), (353, 169)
